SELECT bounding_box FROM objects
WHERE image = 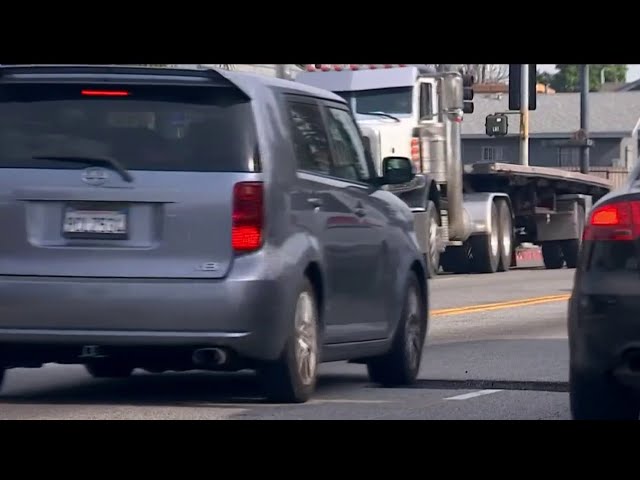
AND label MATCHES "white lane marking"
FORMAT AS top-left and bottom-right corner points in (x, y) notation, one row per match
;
(445, 389), (502, 401)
